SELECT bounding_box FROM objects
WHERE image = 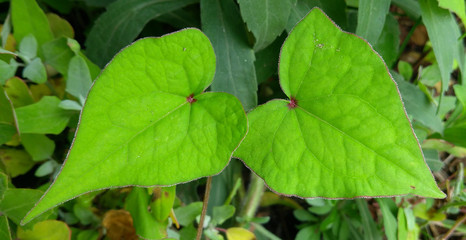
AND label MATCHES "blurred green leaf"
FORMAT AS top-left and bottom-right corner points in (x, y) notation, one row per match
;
(35, 160), (59, 177)
(150, 186), (176, 222)
(444, 122), (466, 148)
(286, 0), (313, 32)
(126, 187), (166, 239)
(4, 77), (34, 108)
(286, 0), (347, 32)
(46, 13), (74, 39)
(255, 34), (284, 84)
(156, 8), (201, 29)
(392, 0), (421, 19)
(392, 71), (443, 133)
(296, 225), (320, 240)
(19, 34), (38, 60)
(374, 13), (400, 67)
(356, 0), (391, 45)
(85, 0), (197, 67)
(438, 0), (466, 26)
(59, 100), (82, 111)
(0, 149), (35, 177)
(10, 0), (53, 55)
(308, 205), (333, 215)
(0, 60), (18, 85)
(398, 61), (413, 81)
(201, 0), (258, 111)
(75, 229), (99, 240)
(420, 64), (441, 87)
(0, 88), (17, 145)
(454, 84), (466, 113)
(413, 203), (446, 221)
(174, 202), (202, 227)
(0, 172), (8, 198)
(73, 194), (100, 225)
(42, 37), (75, 75)
(0, 215), (11, 240)
(422, 139), (466, 157)
(423, 149), (443, 172)
(237, 0), (292, 51)
(419, 0), (459, 98)
(356, 199), (381, 240)
(23, 58), (47, 84)
(66, 55), (92, 100)
(17, 220), (71, 240)
(0, 188), (53, 227)
(212, 205), (235, 225)
(0, 13), (12, 48)
(21, 134), (55, 161)
(376, 199), (397, 240)
(294, 209), (318, 222)
(15, 96), (72, 134)
(397, 207), (408, 240)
